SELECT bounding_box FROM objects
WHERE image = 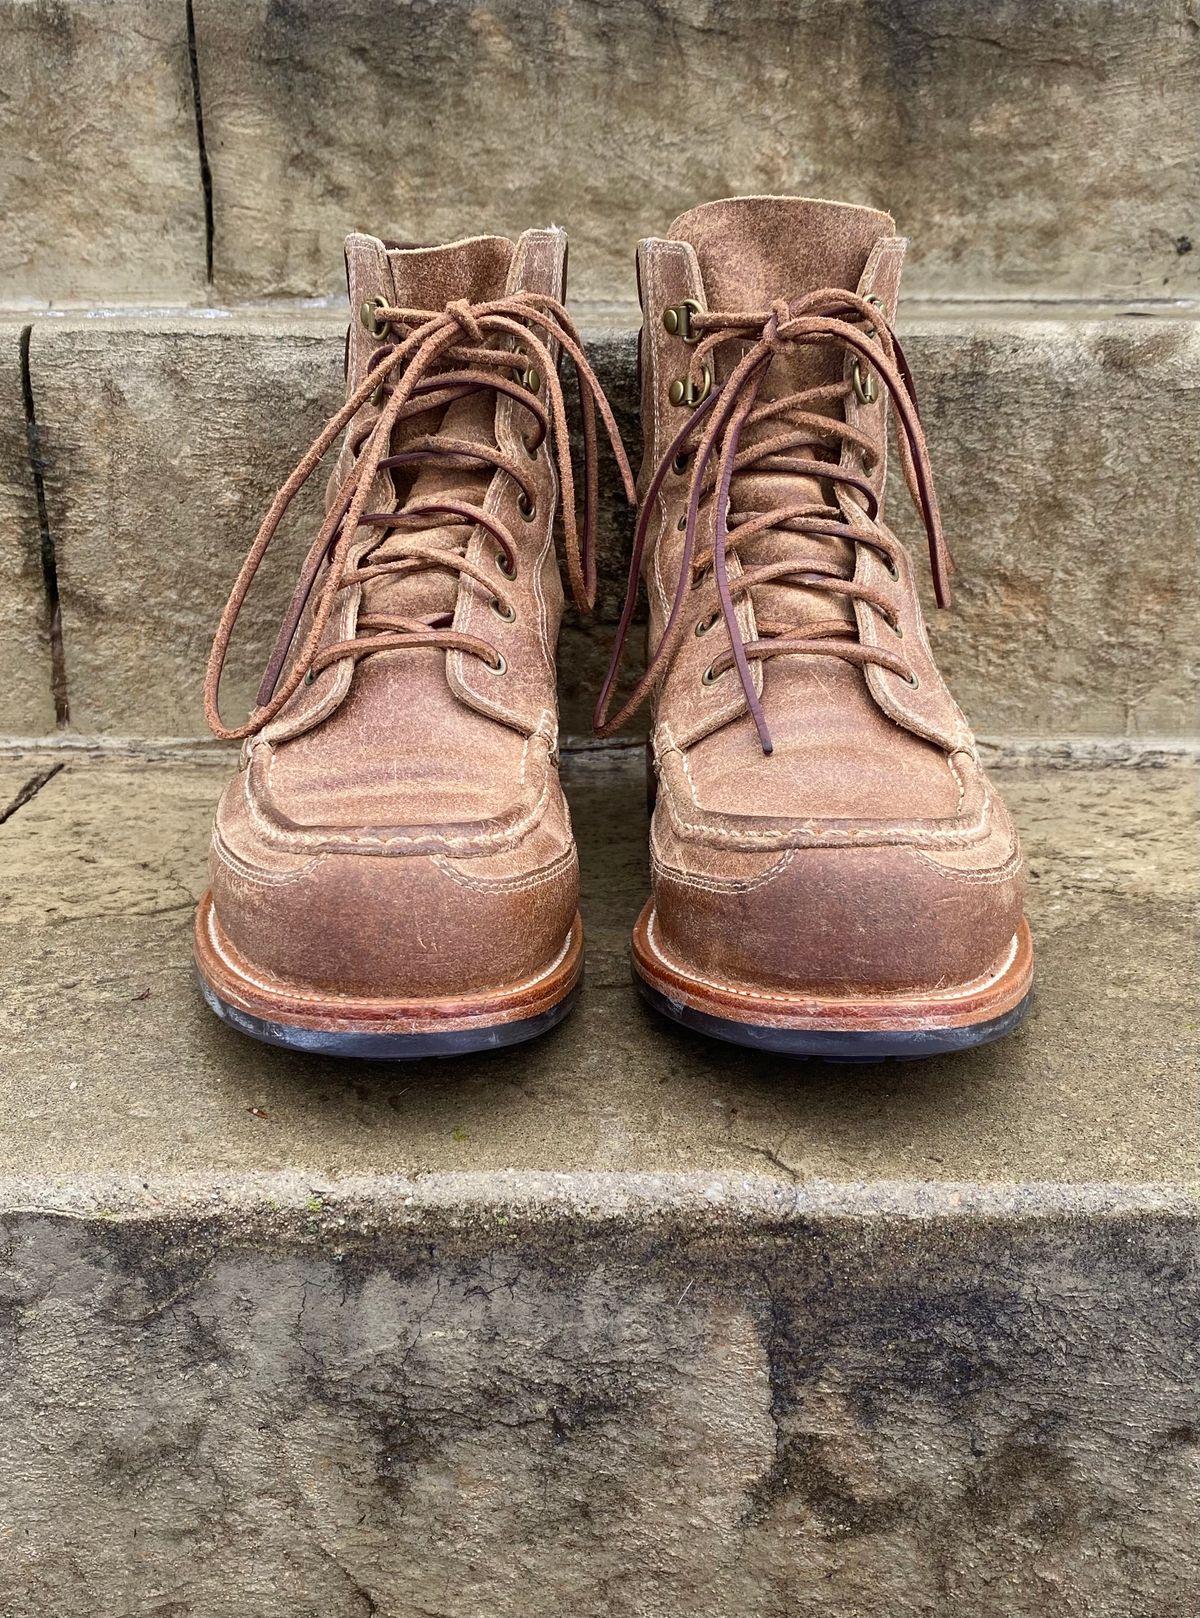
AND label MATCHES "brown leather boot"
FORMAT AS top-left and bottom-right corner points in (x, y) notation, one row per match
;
(196, 229), (632, 1057)
(597, 197), (1033, 1057)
